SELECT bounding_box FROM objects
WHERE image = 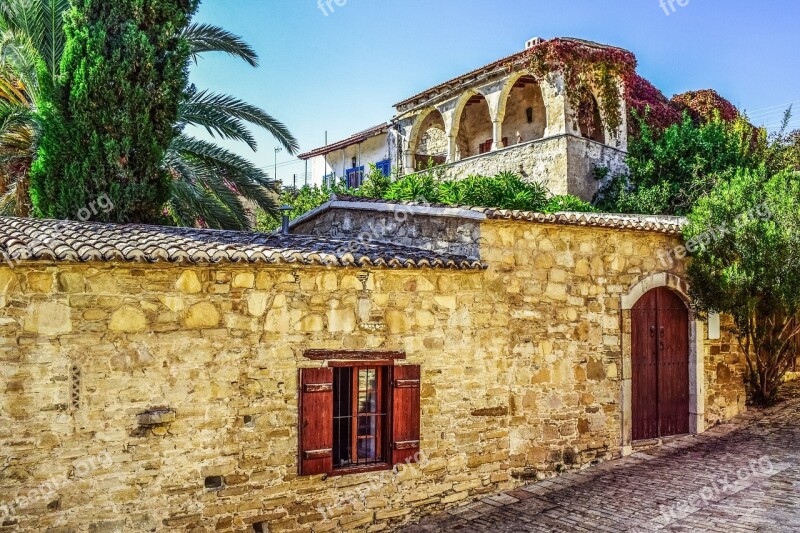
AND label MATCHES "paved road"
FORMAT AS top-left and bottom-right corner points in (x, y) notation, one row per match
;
(402, 386), (800, 532)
